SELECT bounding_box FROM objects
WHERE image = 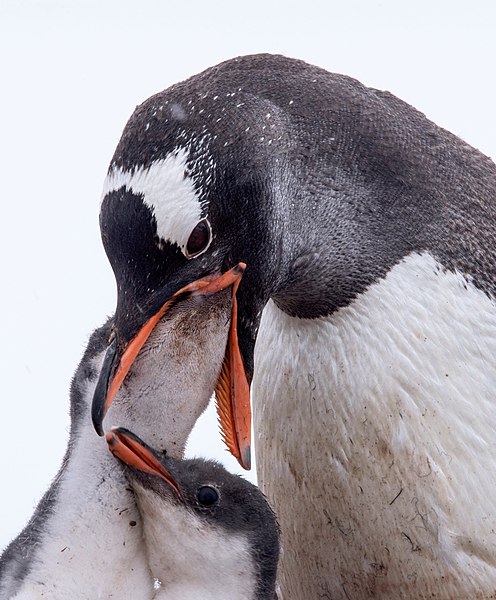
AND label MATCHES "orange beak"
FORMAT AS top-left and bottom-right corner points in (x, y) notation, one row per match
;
(106, 427), (183, 498)
(92, 262), (252, 470)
